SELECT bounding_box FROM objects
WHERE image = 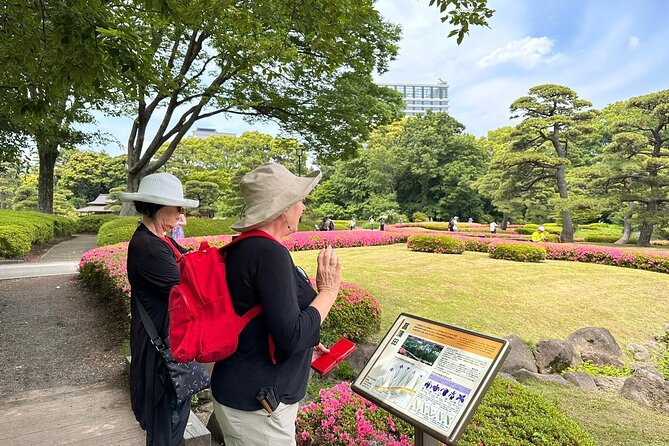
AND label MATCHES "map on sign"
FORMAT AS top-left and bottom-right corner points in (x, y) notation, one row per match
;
(352, 314), (509, 445)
